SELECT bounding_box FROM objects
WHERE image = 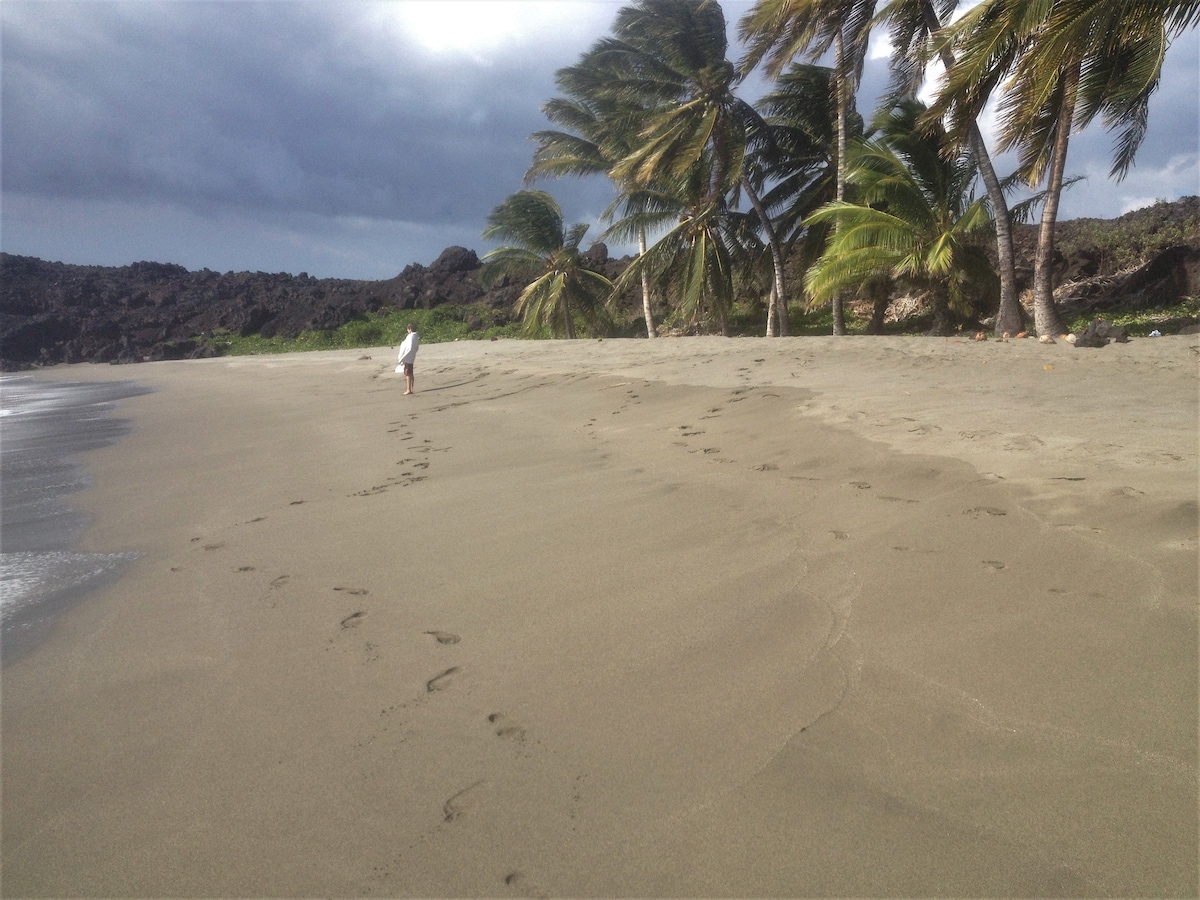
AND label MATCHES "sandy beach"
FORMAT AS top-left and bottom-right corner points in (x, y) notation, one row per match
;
(3, 335), (1197, 897)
